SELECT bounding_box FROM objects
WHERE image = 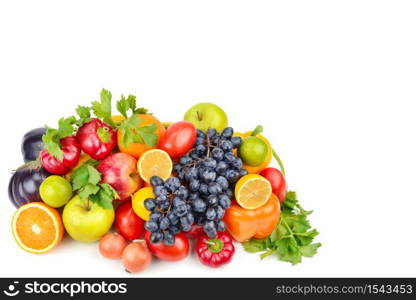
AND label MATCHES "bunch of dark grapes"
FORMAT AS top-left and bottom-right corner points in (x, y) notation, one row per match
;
(144, 176), (193, 245)
(174, 127), (248, 238)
